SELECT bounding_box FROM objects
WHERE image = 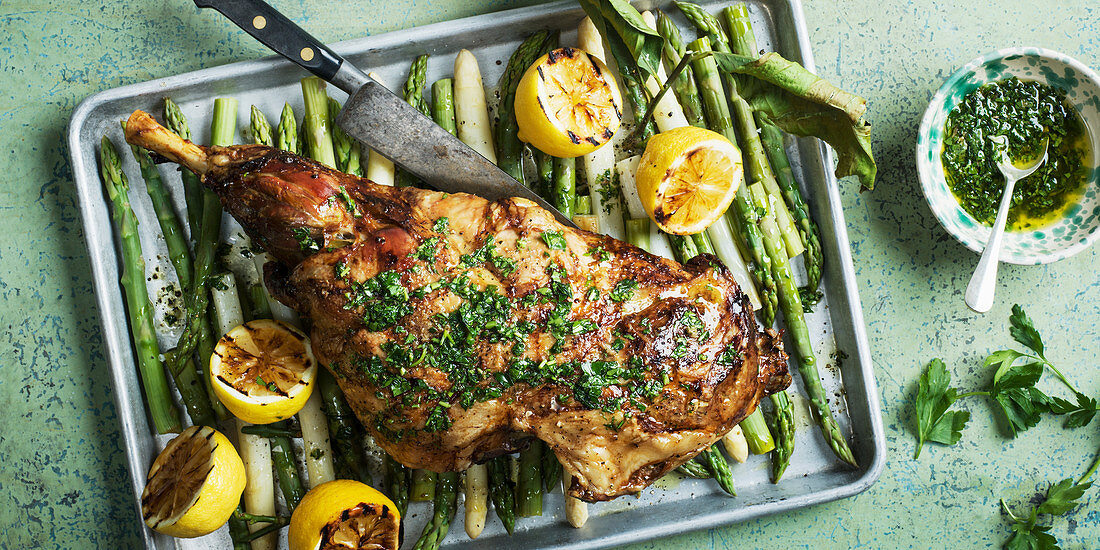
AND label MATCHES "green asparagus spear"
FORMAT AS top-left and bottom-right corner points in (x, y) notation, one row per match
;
(539, 441), (561, 493)
(739, 409), (775, 454)
(241, 424), (299, 438)
(411, 469), (437, 502)
(327, 97), (354, 173)
(319, 370), (371, 484)
(699, 446), (736, 496)
(488, 455), (516, 534)
(721, 6), (820, 280)
(267, 420), (306, 509)
(495, 30), (553, 182)
(655, 10), (707, 128)
(534, 149), (554, 199)
(676, 458), (712, 479)
(689, 37), (778, 326)
(384, 455), (410, 516)
(624, 218), (651, 252)
(98, 136), (181, 434)
(668, 233), (700, 264)
(163, 98), (202, 242)
(758, 111), (824, 291)
(277, 103), (300, 154)
(120, 122), (216, 427)
(431, 79), (458, 136)
(413, 471), (459, 550)
(245, 107), (277, 319)
(159, 98), (234, 422)
(227, 503), (252, 550)
(302, 77), (337, 168)
(551, 156), (576, 219)
(395, 55), (430, 188)
(250, 105), (273, 147)
(722, 4), (762, 97)
(516, 443), (543, 517)
(125, 124), (193, 289)
(749, 183), (856, 467)
(404, 54), (430, 116)
(769, 390), (795, 481)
